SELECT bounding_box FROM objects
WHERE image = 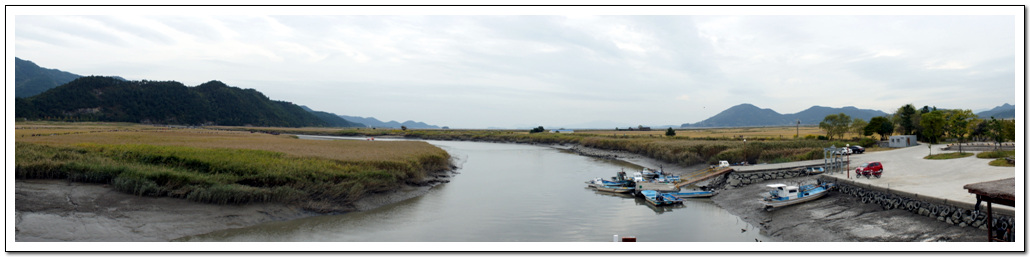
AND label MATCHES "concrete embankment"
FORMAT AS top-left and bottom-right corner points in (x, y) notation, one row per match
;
(702, 143), (1016, 242)
(821, 176), (1014, 239)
